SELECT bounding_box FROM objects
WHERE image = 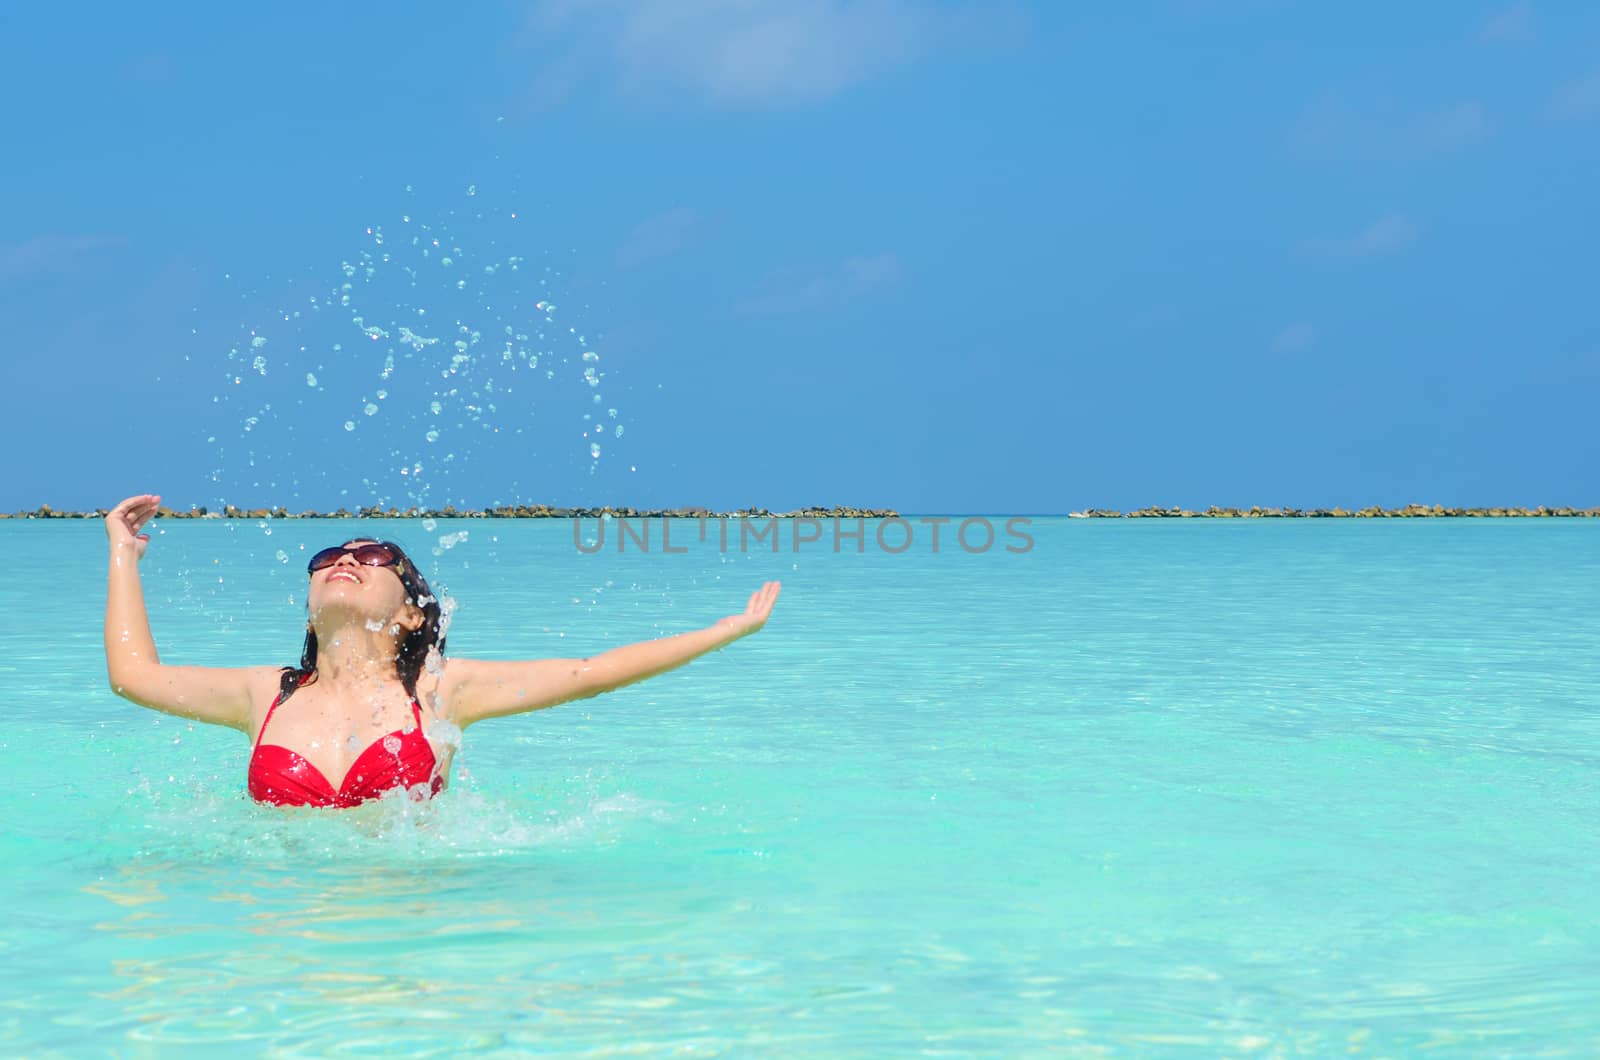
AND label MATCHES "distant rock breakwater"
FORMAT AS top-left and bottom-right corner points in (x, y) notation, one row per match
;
(1068, 504), (1600, 518)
